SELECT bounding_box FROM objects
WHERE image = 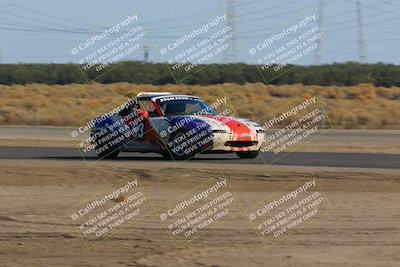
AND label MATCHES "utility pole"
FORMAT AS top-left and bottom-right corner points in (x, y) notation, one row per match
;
(314, 0), (324, 65)
(143, 45), (149, 62)
(225, 0), (236, 62)
(356, 0), (367, 63)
